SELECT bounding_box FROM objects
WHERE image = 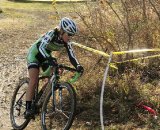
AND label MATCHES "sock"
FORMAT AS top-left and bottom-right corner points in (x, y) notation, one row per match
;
(26, 101), (32, 110)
